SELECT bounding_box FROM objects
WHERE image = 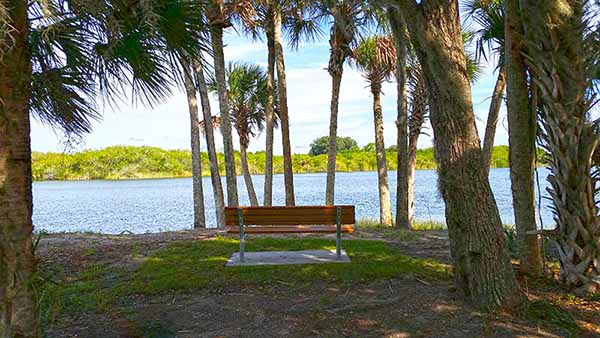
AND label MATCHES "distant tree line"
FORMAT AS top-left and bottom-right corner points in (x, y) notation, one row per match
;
(31, 145), (536, 181)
